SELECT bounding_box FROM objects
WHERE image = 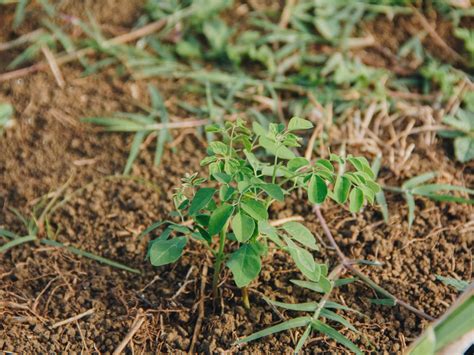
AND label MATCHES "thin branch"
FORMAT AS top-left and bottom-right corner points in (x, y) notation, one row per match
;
(113, 313), (146, 355)
(52, 308), (95, 328)
(189, 263), (208, 353)
(313, 205), (435, 321)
